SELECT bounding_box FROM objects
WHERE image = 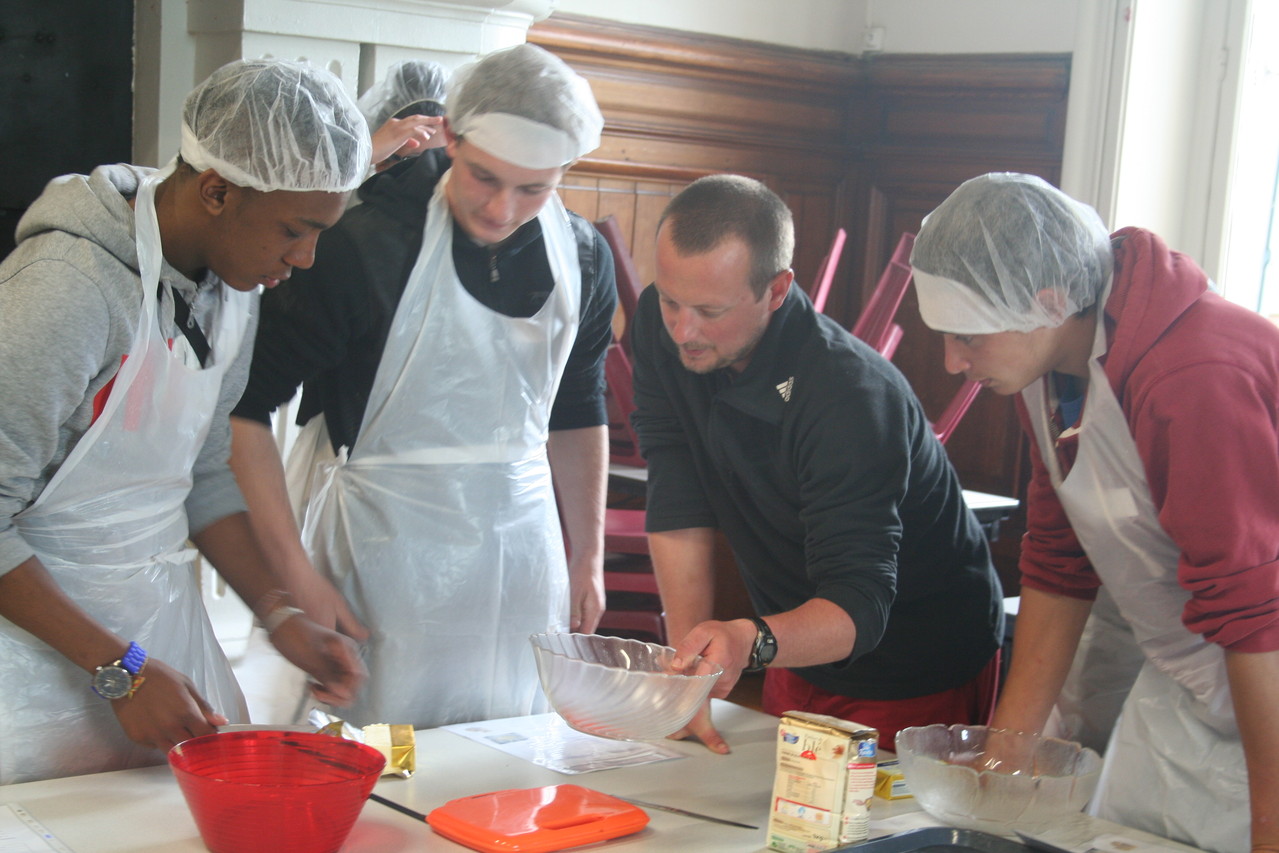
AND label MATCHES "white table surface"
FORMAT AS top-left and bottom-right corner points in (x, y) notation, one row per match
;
(960, 490), (1020, 513)
(0, 700), (1199, 853)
